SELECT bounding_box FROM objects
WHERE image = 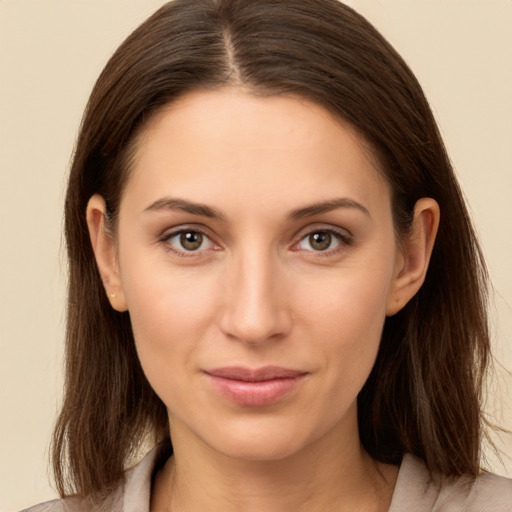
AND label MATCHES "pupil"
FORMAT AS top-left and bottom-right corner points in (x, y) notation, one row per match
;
(181, 231), (202, 250)
(310, 232), (331, 251)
